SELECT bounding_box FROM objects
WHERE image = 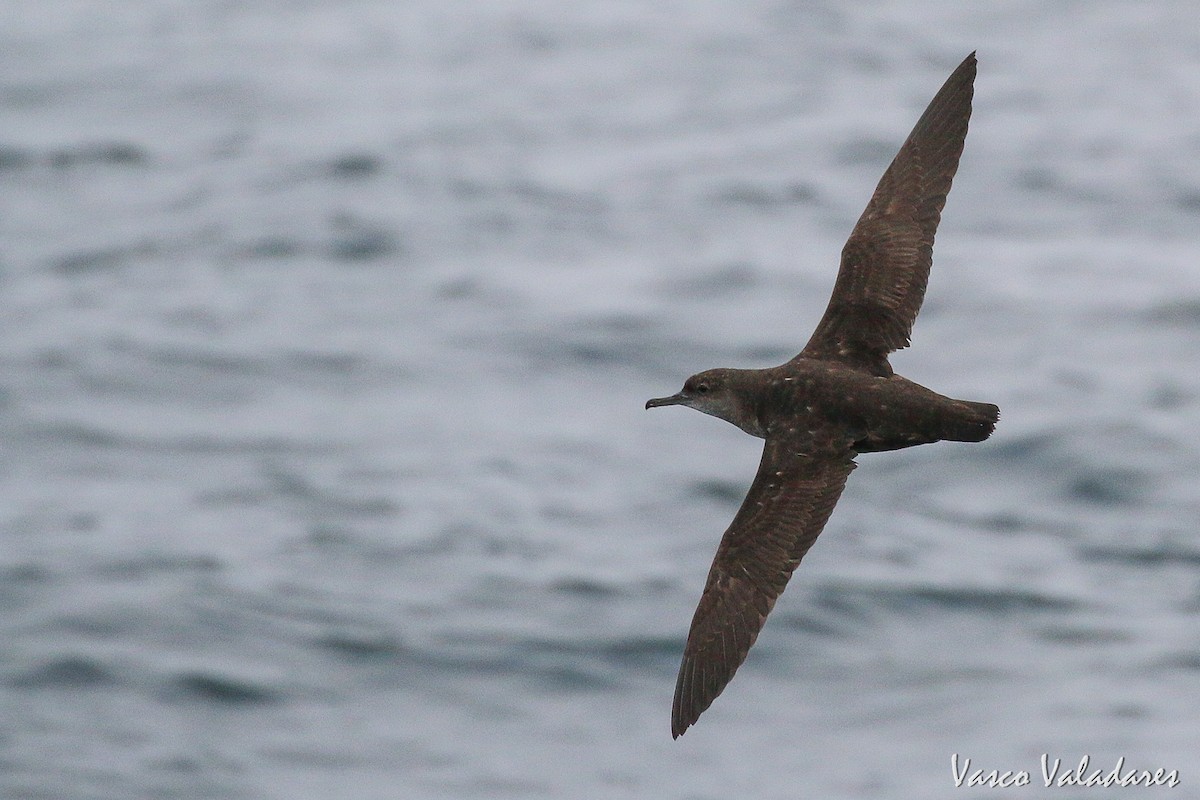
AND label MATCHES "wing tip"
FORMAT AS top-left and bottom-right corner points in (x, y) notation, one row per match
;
(671, 658), (692, 738)
(670, 690), (696, 739)
(948, 50), (978, 92)
(671, 697), (701, 739)
(671, 652), (717, 739)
